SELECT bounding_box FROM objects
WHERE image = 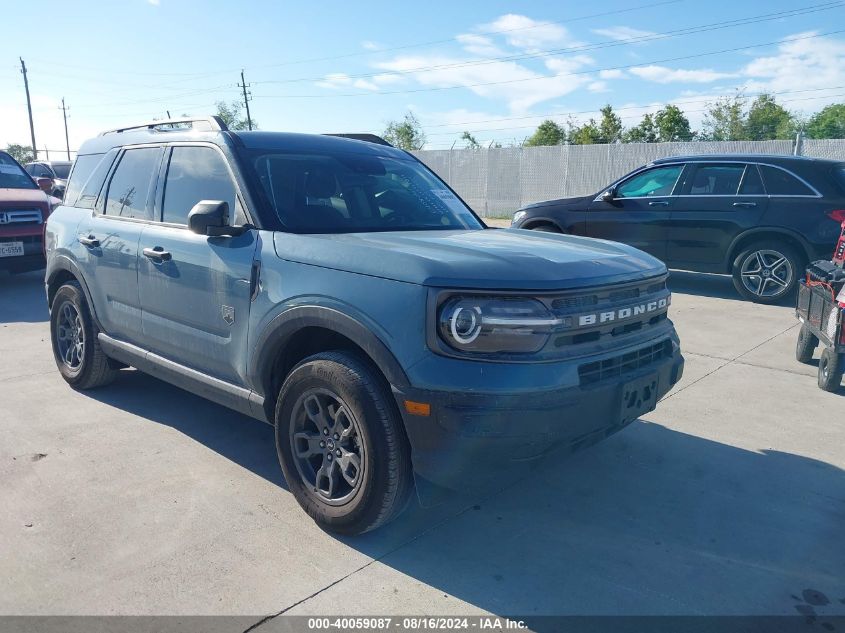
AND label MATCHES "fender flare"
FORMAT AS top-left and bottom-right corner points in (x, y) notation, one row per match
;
(45, 255), (103, 330)
(249, 304), (411, 402)
(724, 227), (814, 271)
(521, 215), (565, 232)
